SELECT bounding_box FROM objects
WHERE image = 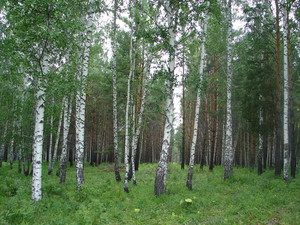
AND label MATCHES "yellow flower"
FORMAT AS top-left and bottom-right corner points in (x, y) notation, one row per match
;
(185, 198), (193, 203)
(134, 209), (140, 213)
